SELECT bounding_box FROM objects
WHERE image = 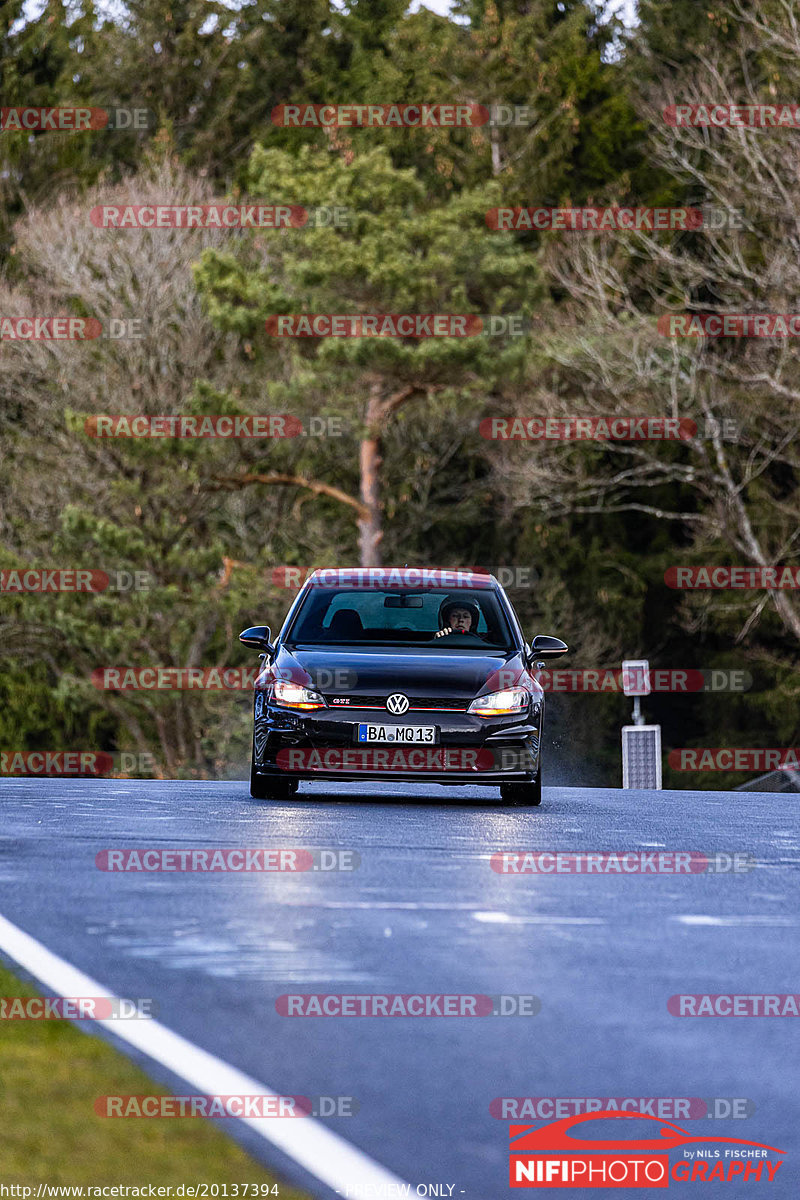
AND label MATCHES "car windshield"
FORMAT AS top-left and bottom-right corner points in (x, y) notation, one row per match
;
(286, 587), (515, 650)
